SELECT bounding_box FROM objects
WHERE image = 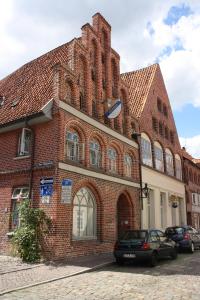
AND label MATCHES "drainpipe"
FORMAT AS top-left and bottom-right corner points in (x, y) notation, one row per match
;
(29, 127), (35, 204)
(131, 132), (143, 229)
